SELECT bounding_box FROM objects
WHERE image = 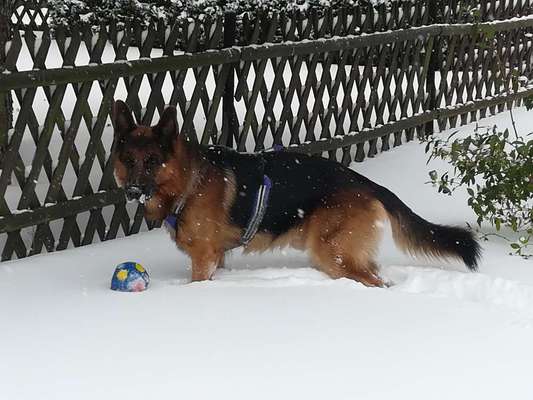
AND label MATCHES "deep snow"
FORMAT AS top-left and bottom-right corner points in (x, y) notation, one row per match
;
(1, 109), (532, 399)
